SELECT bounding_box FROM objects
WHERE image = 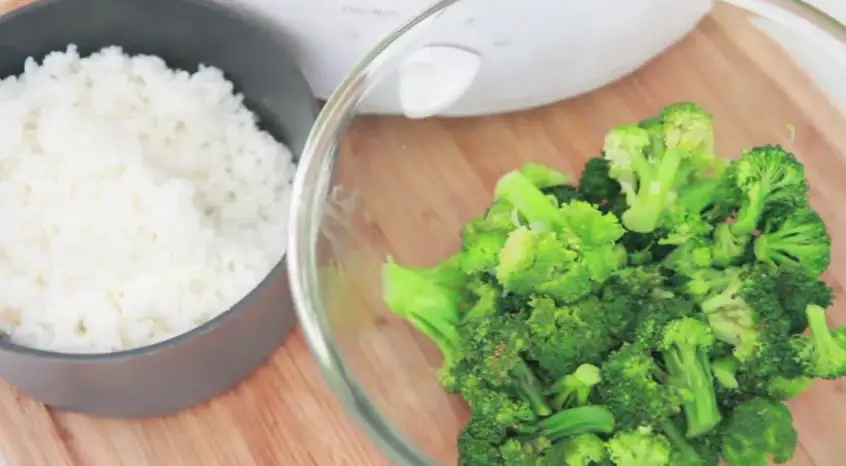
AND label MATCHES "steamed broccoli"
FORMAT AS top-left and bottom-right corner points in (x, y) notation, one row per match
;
(381, 102), (842, 466)
(754, 205), (831, 276)
(494, 198), (625, 303)
(795, 304), (846, 379)
(596, 343), (684, 430)
(527, 296), (631, 380)
(550, 433), (608, 465)
(381, 256), (463, 372)
(726, 145), (809, 237)
(606, 426), (672, 466)
(602, 102), (717, 234)
(659, 318), (722, 437)
(721, 398), (798, 465)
